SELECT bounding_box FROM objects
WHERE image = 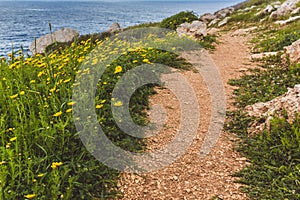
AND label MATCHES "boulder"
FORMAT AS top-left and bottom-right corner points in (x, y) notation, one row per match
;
(246, 84), (300, 132)
(218, 17), (230, 27)
(275, 15), (300, 25)
(207, 28), (220, 35)
(214, 7), (235, 19)
(208, 18), (220, 27)
(256, 4), (275, 16)
(30, 28), (79, 54)
(199, 13), (216, 23)
(270, 0), (300, 19)
(107, 22), (121, 33)
(250, 52), (279, 60)
(176, 20), (207, 39)
(284, 39), (300, 64)
(291, 7), (300, 14)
